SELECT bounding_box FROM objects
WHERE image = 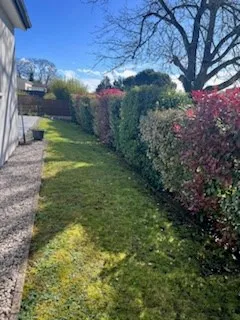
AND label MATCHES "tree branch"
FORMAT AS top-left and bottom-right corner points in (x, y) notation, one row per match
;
(206, 57), (240, 81)
(205, 70), (240, 91)
(158, 0), (190, 50)
(189, 0), (207, 77)
(211, 35), (239, 65)
(198, 3), (218, 78)
(132, 12), (163, 59)
(211, 25), (240, 59)
(172, 55), (187, 74)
